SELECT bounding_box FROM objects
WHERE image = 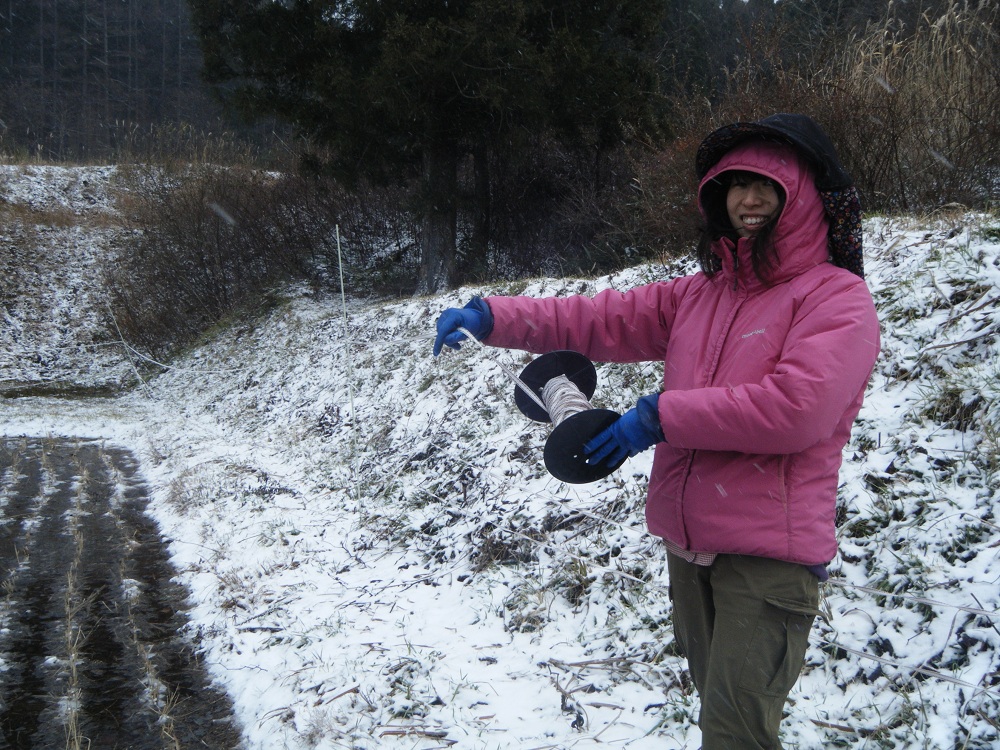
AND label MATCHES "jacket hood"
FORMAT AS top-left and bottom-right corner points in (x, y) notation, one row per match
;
(696, 113), (852, 190)
(695, 114), (865, 278)
(699, 140), (830, 286)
